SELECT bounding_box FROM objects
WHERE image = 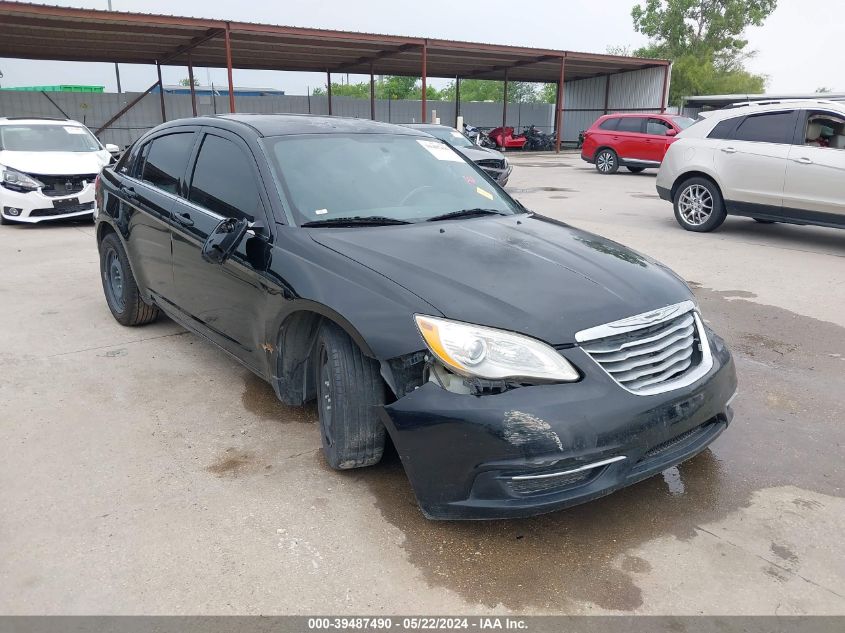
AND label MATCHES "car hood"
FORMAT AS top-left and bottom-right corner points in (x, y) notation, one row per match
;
(456, 145), (505, 162)
(309, 214), (694, 345)
(0, 150), (110, 175)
